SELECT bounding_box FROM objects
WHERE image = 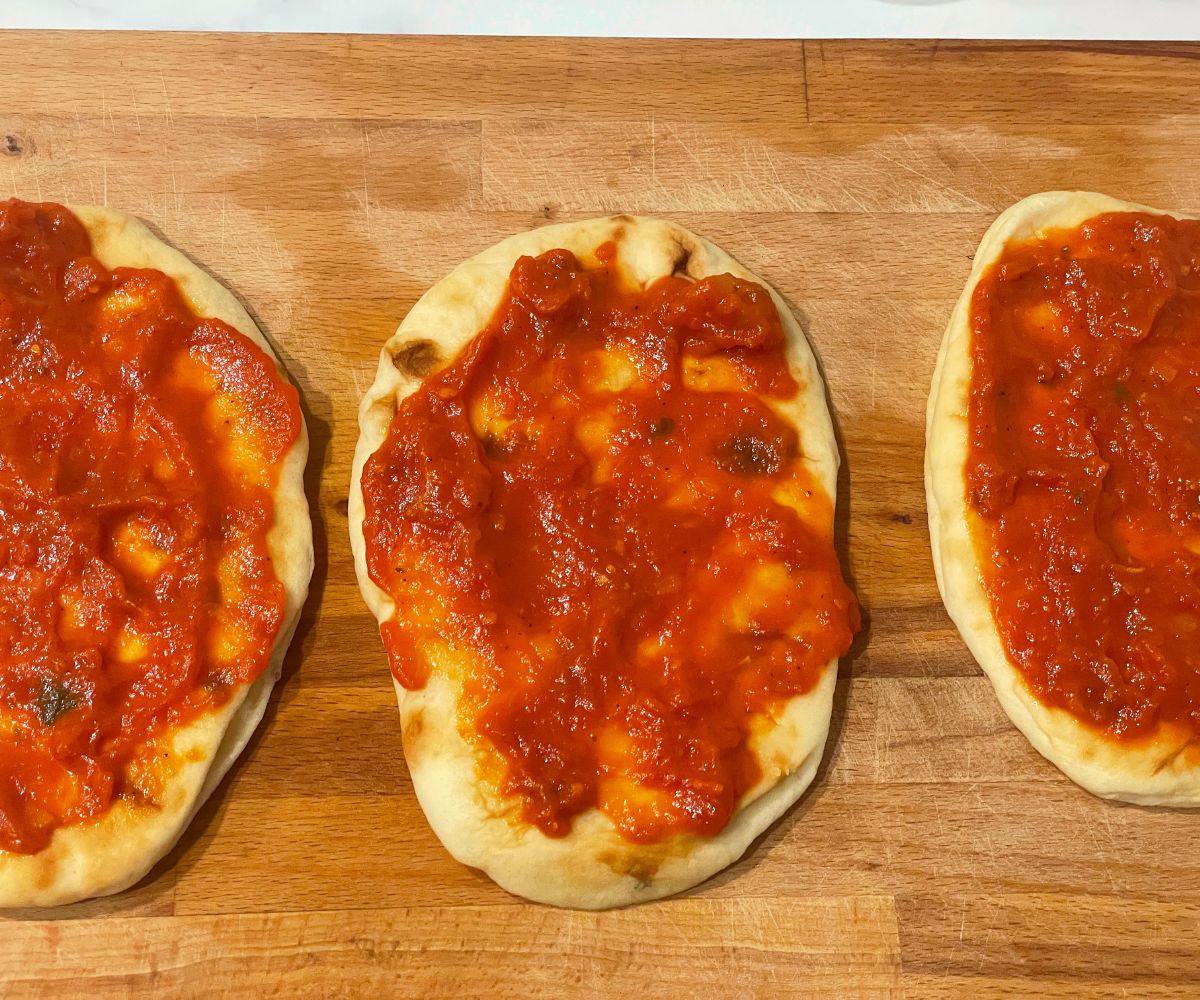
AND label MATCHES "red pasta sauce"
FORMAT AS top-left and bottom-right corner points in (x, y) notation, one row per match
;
(968, 211), (1200, 739)
(362, 244), (858, 843)
(0, 200), (301, 854)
